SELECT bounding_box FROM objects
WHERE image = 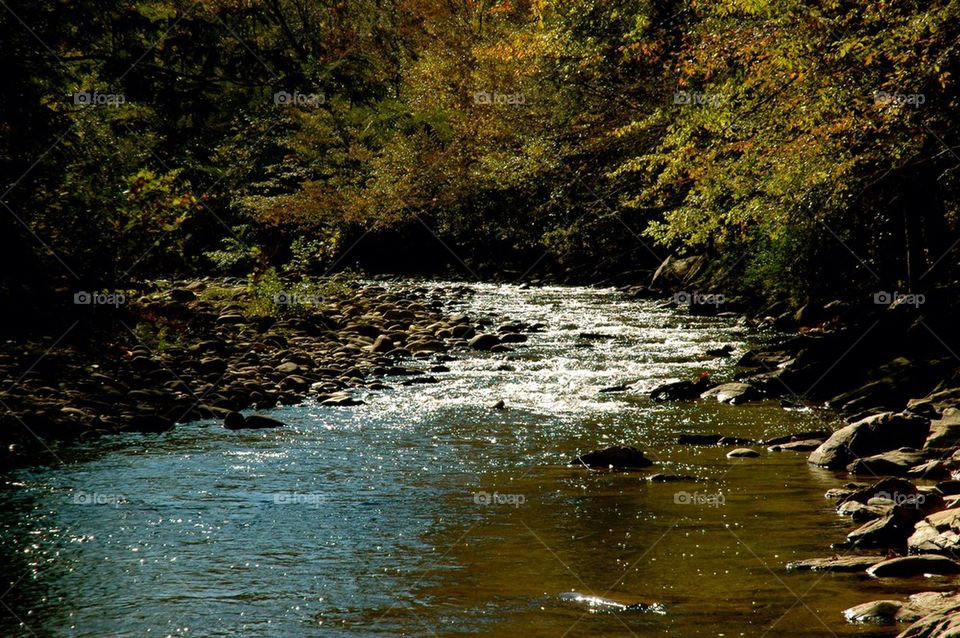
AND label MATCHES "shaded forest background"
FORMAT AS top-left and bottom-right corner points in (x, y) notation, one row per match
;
(2, 0), (960, 324)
